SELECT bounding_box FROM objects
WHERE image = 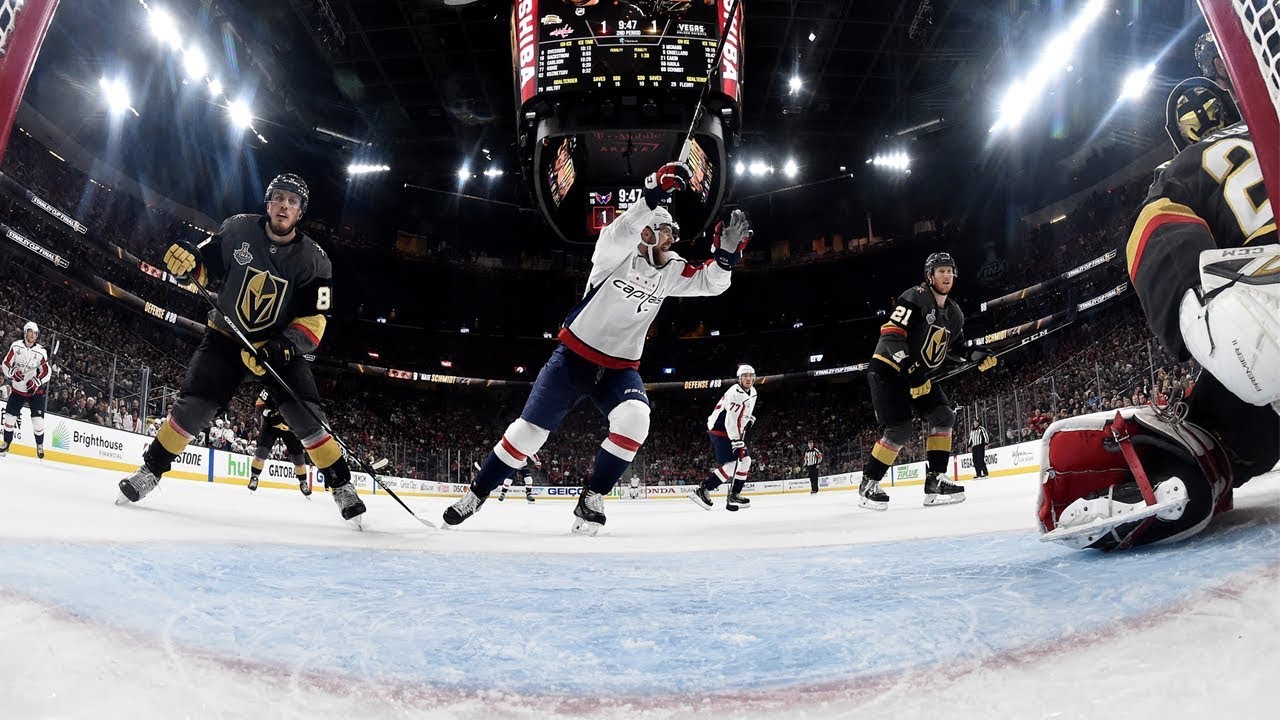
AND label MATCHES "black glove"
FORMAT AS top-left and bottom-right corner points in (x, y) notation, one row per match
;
(240, 337), (296, 376)
(712, 209), (753, 270)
